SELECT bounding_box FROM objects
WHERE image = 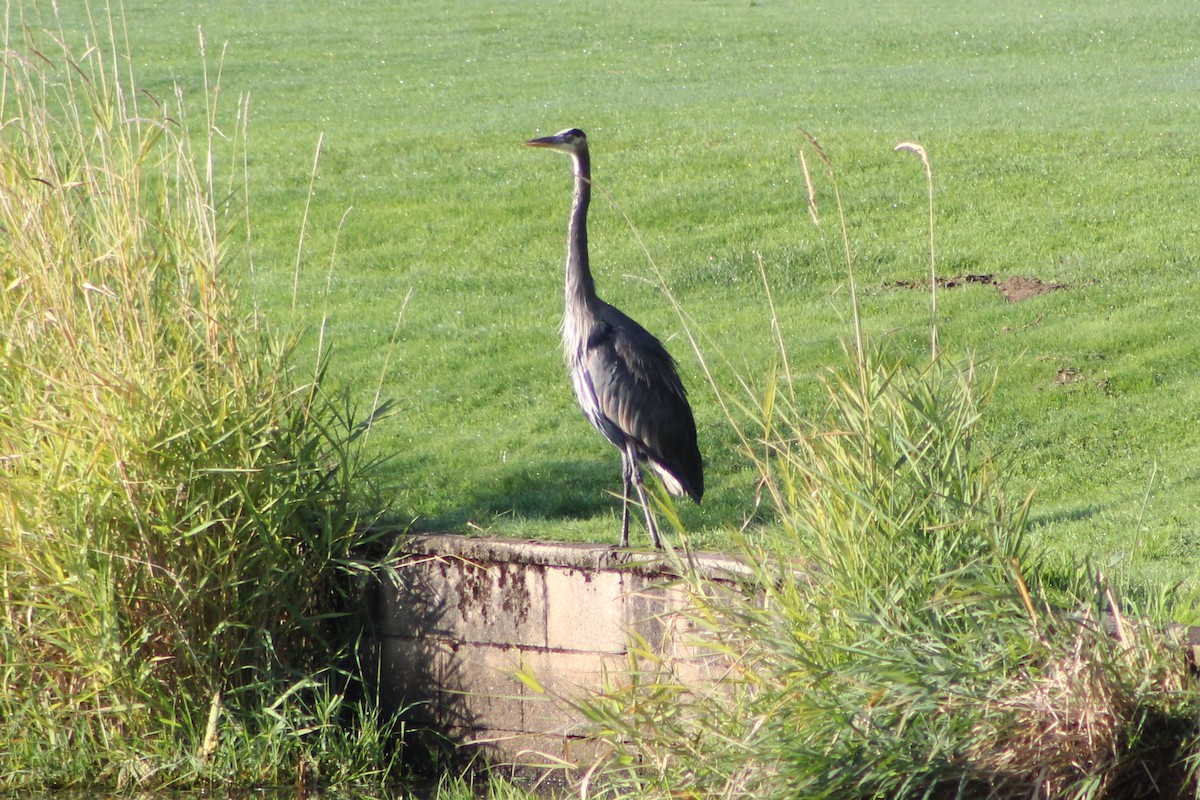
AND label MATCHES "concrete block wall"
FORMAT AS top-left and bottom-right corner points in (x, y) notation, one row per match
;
(363, 534), (745, 767)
